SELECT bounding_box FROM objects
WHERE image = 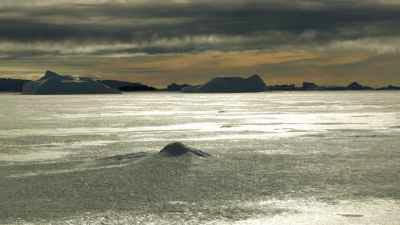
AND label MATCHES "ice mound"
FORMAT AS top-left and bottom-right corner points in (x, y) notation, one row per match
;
(159, 142), (211, 157)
